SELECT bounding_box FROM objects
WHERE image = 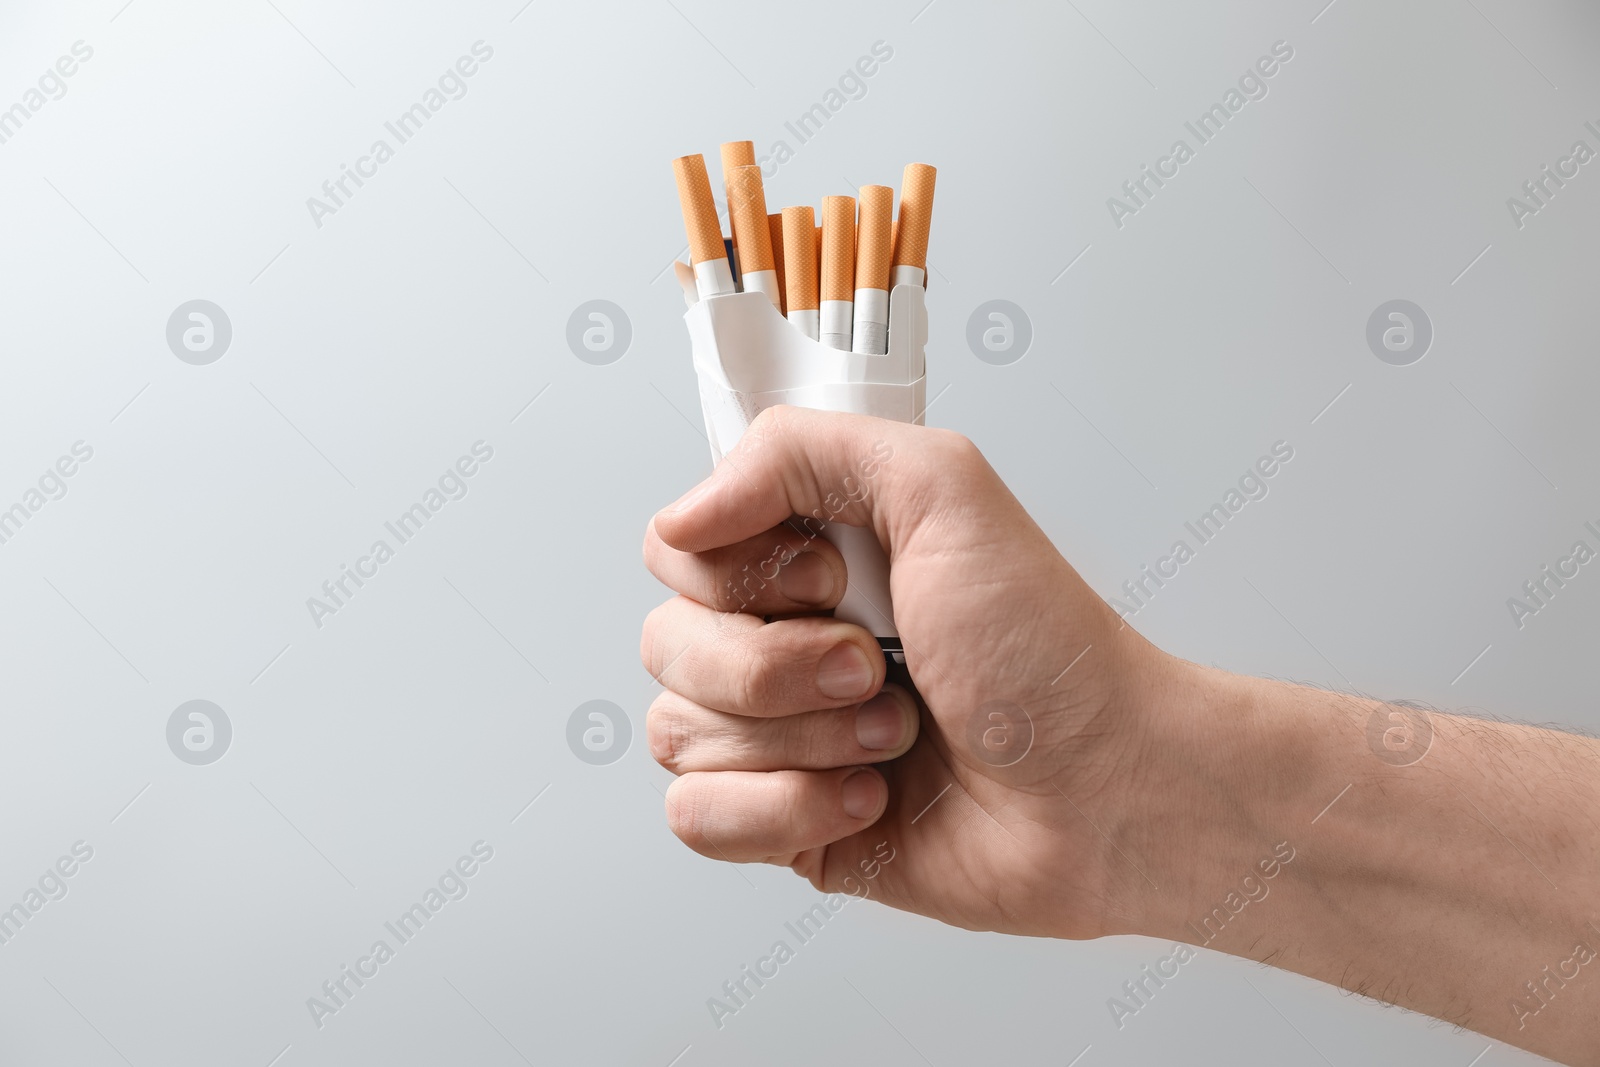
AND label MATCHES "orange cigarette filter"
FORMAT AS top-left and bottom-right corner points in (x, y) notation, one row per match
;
(855, 185), (894, 291)
(726, 165), (775, 273)
(814, 225), (822, 280)
(893, 163), (937, 272)
(720, 142), (756, 260)
(719, 141), (756, 184)
(767, 213), (787, 314)
(821, 196), (856, 302)
(781, 206), (818, 311)
(672, 154), (727, 266)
